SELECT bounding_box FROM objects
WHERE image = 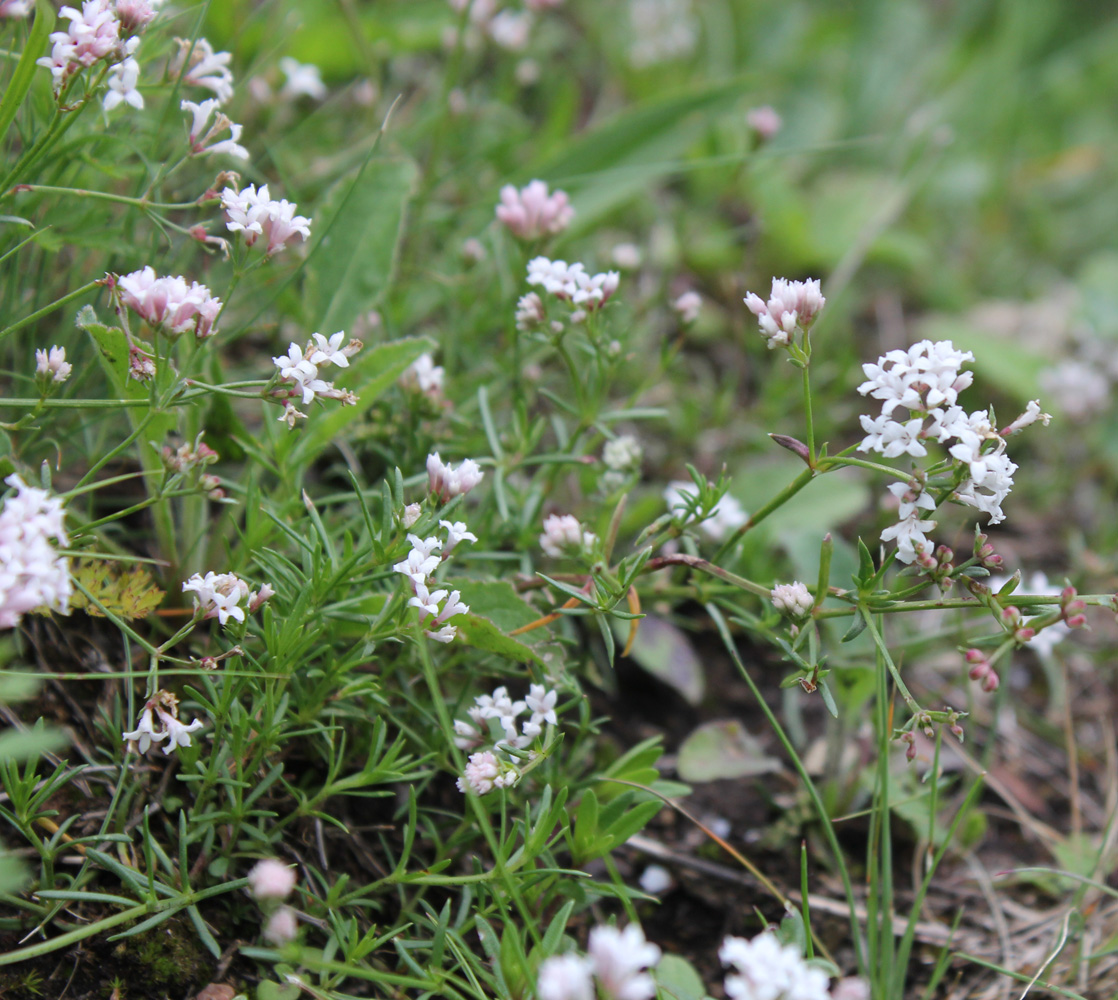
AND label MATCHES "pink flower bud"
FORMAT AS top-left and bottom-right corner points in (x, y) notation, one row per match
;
(1066, 613), (1087, 629)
